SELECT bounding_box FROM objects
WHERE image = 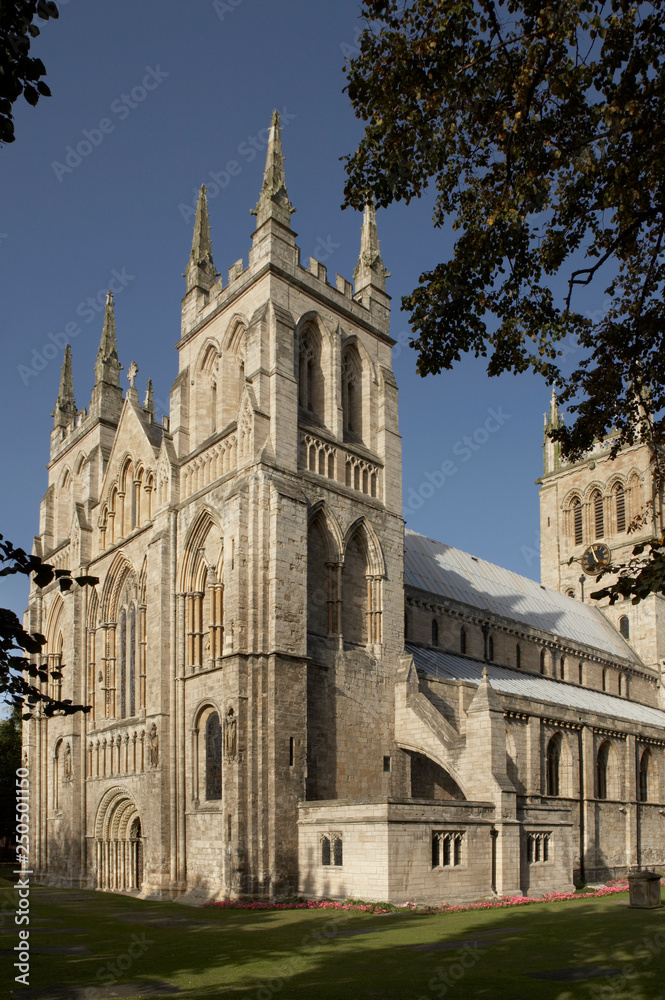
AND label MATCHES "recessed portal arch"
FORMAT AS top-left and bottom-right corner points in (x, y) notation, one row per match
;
(94, 786), (143, 891)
